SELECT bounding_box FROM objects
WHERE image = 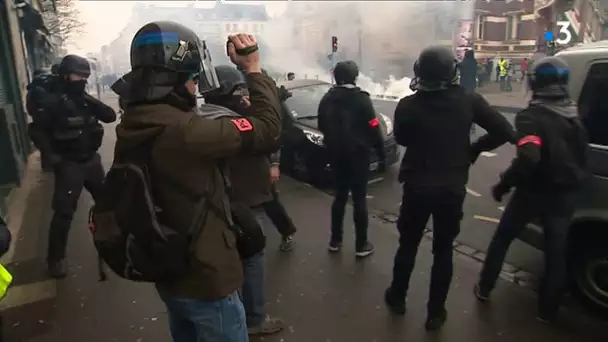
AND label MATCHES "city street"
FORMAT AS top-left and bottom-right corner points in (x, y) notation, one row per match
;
(2, 93), (607, 341)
